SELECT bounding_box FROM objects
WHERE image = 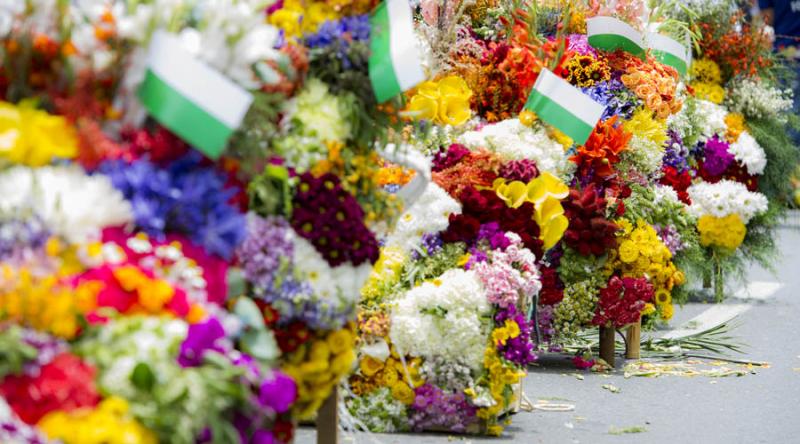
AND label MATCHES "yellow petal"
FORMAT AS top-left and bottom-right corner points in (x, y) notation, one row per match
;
(535, 197), (565, 225)
(407, 94), (439, 120)
(437, 75), (472, 99)
(415, 81), (441, 99)
(438, 96), (472, 126)
(540, 214), (569, 250)
(497, 181), (528, 208)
